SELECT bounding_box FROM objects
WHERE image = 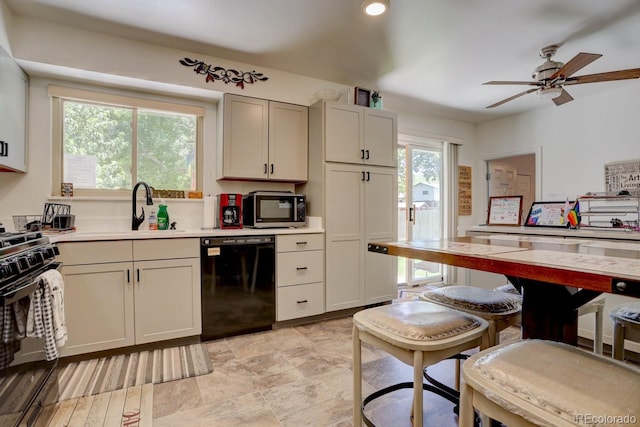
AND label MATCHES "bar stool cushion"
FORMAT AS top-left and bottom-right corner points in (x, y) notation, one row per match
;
(355, 301), (485, 347)
(462, 340), (640, 426)
(610, 301), (640, 323)
(421, 285), (521, 320)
